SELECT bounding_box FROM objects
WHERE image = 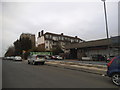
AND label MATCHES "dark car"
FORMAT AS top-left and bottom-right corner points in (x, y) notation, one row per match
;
(107, 56), (120, 86)
(92, 54), (106, 61)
